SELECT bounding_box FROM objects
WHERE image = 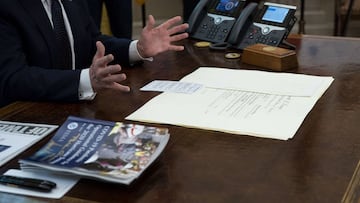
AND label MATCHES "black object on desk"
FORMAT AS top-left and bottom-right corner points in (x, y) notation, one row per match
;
(0, 175), (56, 192)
